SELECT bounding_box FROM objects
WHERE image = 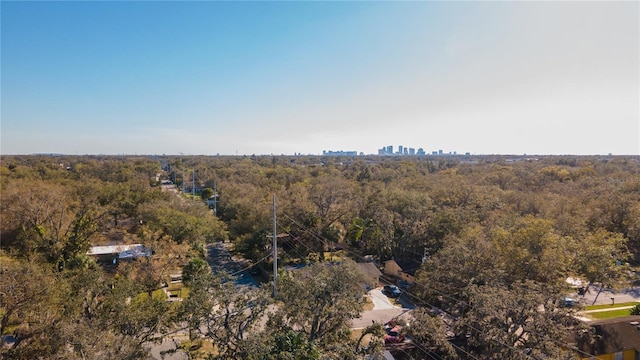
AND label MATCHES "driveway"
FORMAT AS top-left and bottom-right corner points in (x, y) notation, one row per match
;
(369, 288), (398, 310)
(352, 287), (413, 329)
